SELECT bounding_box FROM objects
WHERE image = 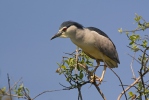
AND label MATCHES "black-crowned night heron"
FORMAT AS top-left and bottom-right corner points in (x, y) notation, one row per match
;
(51, 21), (120, 83)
